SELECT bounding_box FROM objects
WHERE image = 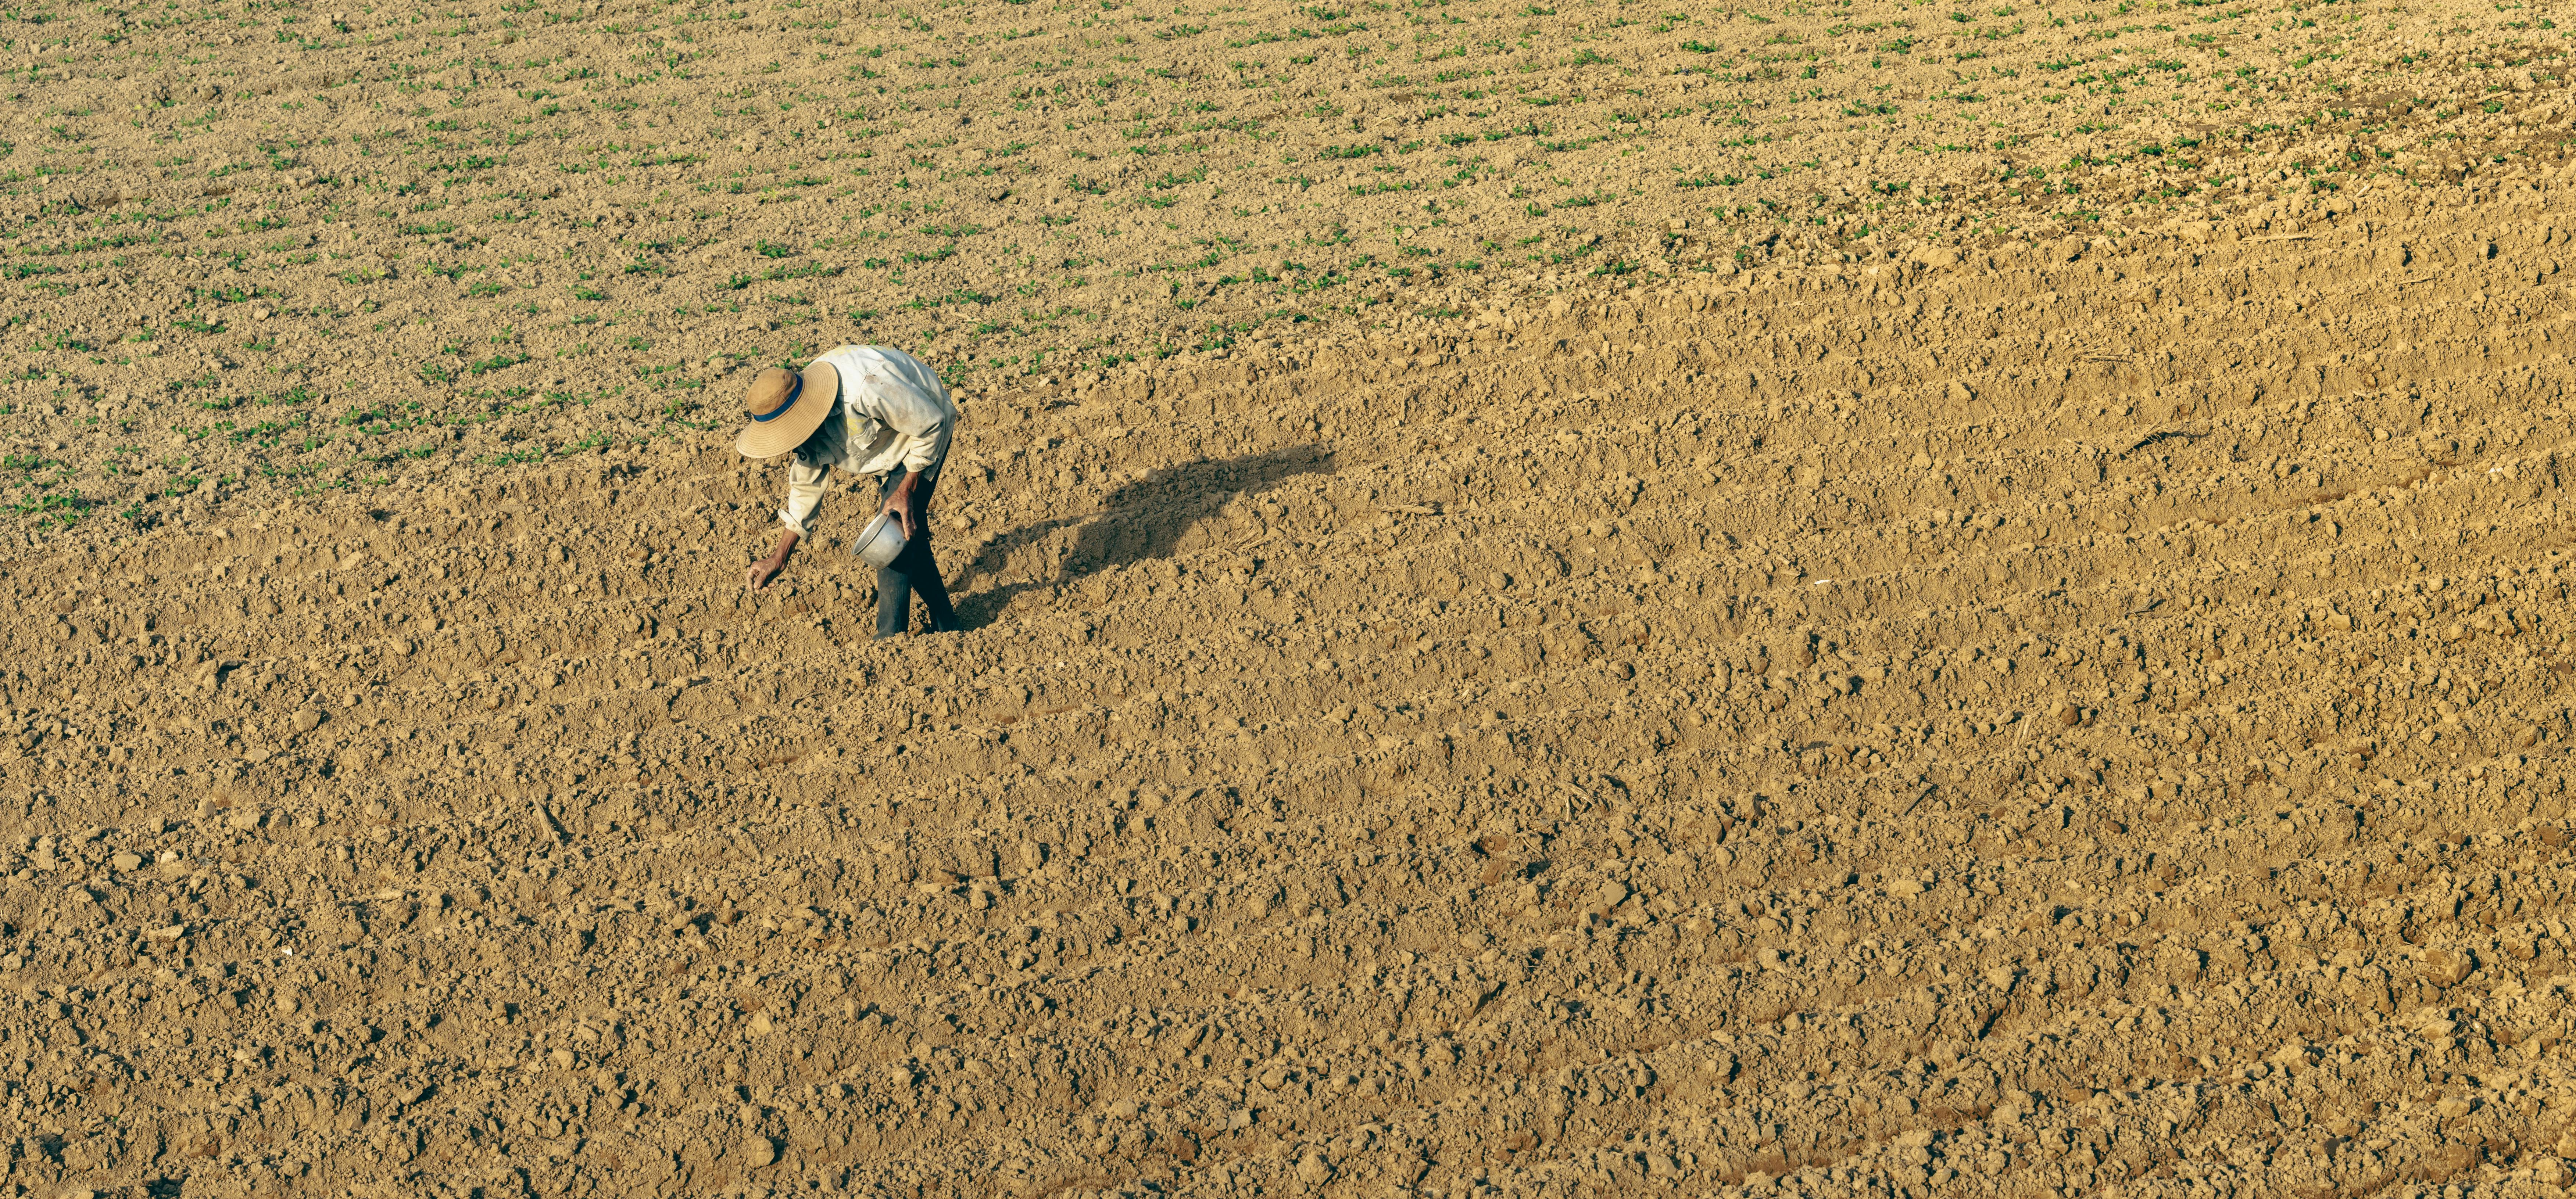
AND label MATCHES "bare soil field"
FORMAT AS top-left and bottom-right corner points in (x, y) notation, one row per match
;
(6, 0), (2576, 1195)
